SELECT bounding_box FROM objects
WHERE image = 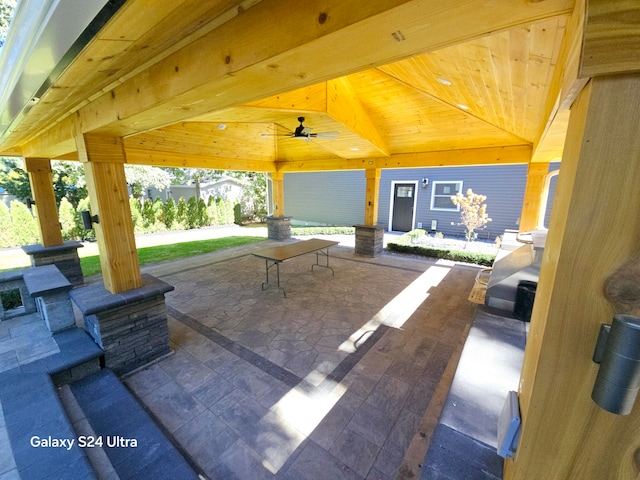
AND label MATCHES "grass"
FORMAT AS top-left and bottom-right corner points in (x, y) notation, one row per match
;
(80, 236), (266, 277)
